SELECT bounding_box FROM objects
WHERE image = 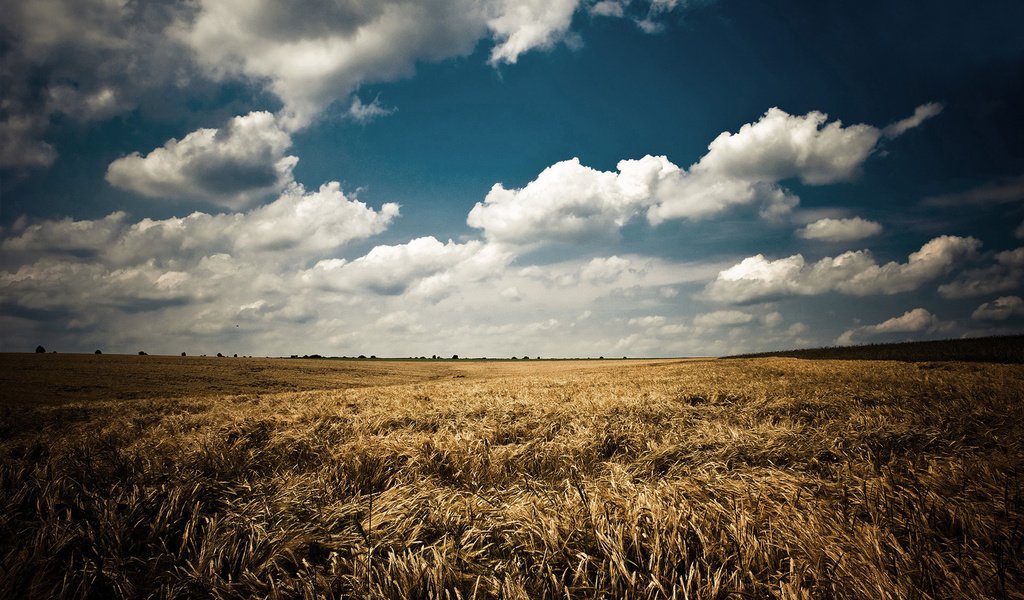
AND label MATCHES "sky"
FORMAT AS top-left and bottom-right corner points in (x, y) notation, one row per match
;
(2, 0), (1023, 358)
